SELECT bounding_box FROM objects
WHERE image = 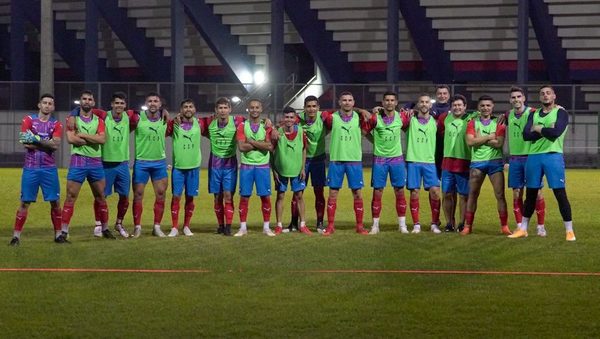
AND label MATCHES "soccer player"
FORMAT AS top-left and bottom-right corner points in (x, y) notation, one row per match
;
(405, 94), (442, 234)
(61, 90), (114, 240)
(462, 95), (511, 235)
(234, 99), (275, 236)
(166, 99), (201, 237)
(288, 96), (327, 233)
(10, 94), (63, 245)
(203, 97), (245, 236)
(437, 94), (476, 233)
(131, 92), (169, 238)
(509, 85), (576, 241)
(322, 91), (370, 236)
(432, 85), (452, 179)
(364, 92), (408, 234)
(503, 87), (546, 236)
(272, 107), (310, 235)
